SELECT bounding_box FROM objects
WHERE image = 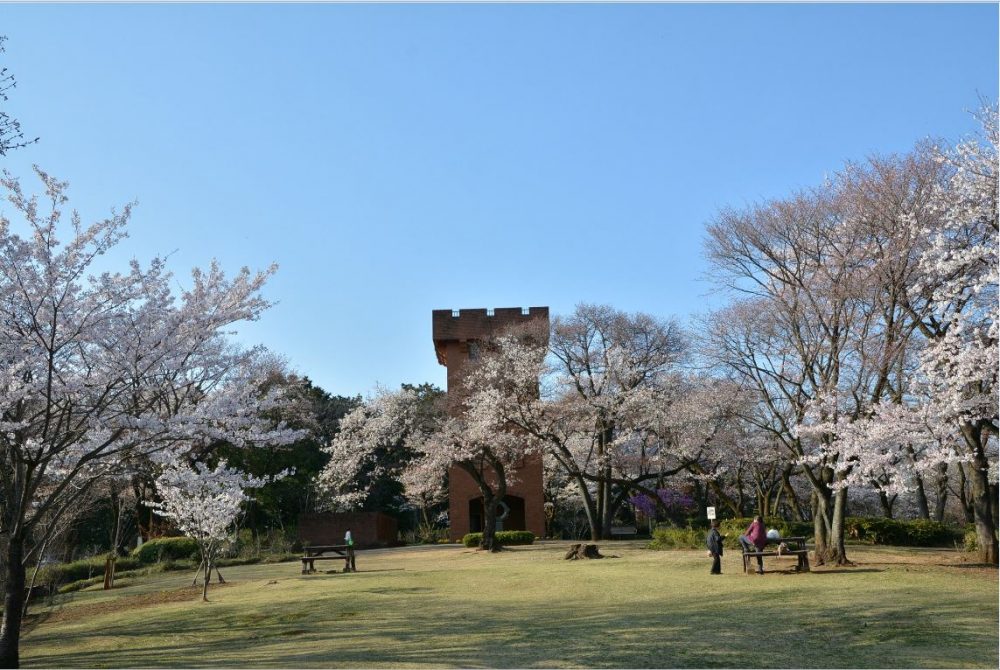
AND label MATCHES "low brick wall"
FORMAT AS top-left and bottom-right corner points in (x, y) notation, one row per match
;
(297, 511), (398, 548)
